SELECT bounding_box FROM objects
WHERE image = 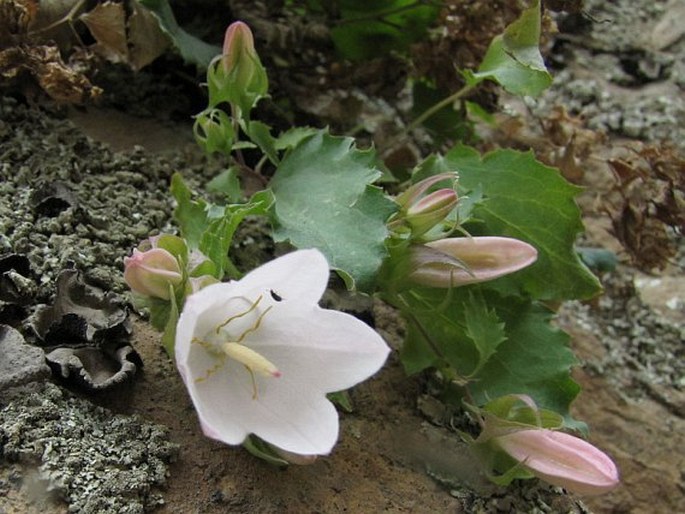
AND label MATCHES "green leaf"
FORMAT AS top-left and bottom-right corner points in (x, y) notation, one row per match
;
(138, 0), (220, 68)
(170, 173), (209, 250)
(154, 234), (189, 267)
(470, 290), (581, 426)
(472, 0), (551, 97)
(199, 191), (274, 279)
(440, 145), (601, 301)
(270, 130), (396, 291)
(161, 283), (179, 356)
(273, 127), (319, 151)
(463, 291), (507, 376)
(247, 120), (279, 165)
(399, 288), (480, 377)
(206, 166), (242, 203)
(171, 173), (273, 278)
(243, 436), (289, 467)
(399, 287), (582, 425)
